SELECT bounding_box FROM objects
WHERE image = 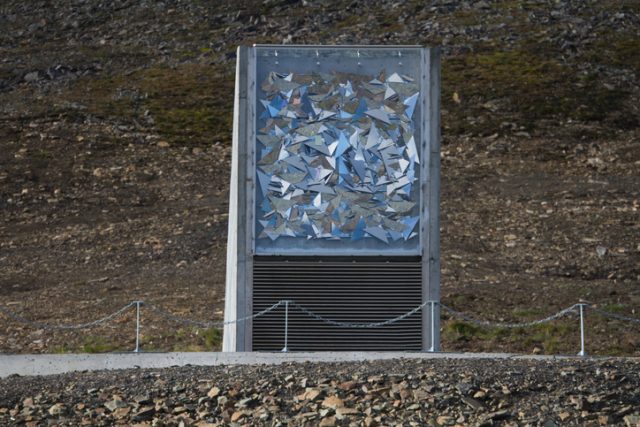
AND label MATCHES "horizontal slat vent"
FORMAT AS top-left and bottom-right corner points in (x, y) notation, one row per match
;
(252, 258), (422, 351)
